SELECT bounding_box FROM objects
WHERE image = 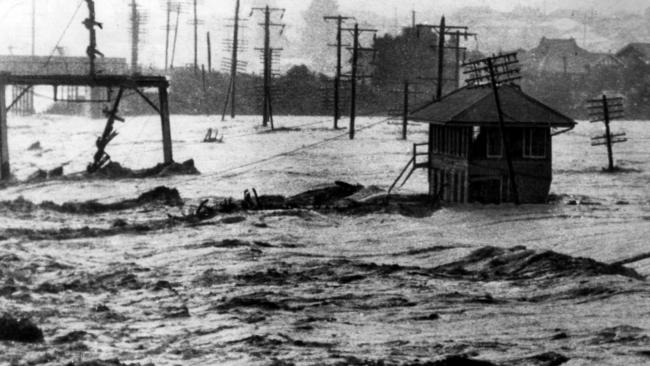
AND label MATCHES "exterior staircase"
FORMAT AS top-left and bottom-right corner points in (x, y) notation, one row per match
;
(388, 142), (428, 194)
